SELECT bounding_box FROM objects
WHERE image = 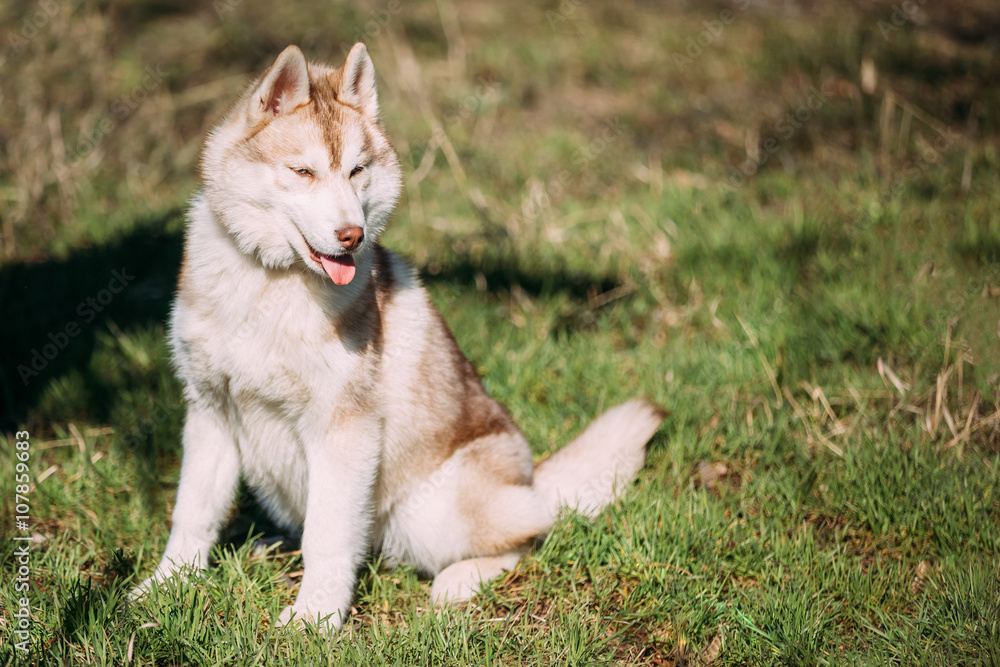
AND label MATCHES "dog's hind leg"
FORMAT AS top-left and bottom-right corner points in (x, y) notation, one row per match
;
(426, 476), (545, 604)
(430, 549), (524, 605)
(382, 433), (550, 602)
